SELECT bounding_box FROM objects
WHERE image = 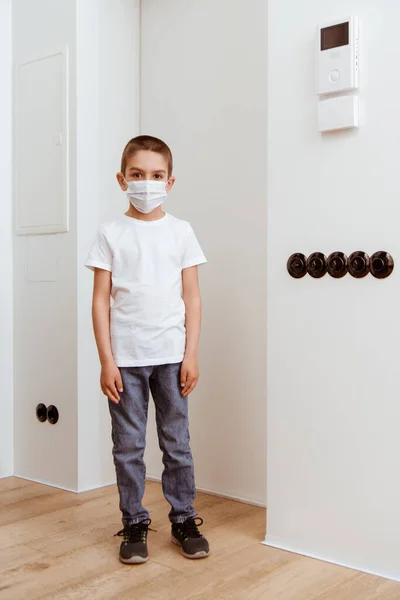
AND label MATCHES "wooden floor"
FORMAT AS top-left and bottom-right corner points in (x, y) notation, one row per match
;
(0, 478), (399, 600)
